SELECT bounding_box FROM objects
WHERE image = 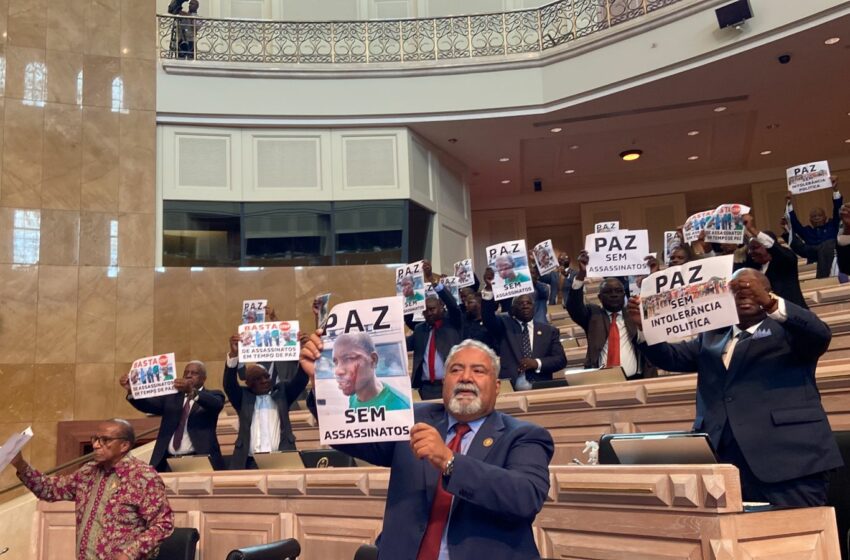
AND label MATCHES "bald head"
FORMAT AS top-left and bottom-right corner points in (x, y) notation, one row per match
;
(730, 267), (771, 291)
